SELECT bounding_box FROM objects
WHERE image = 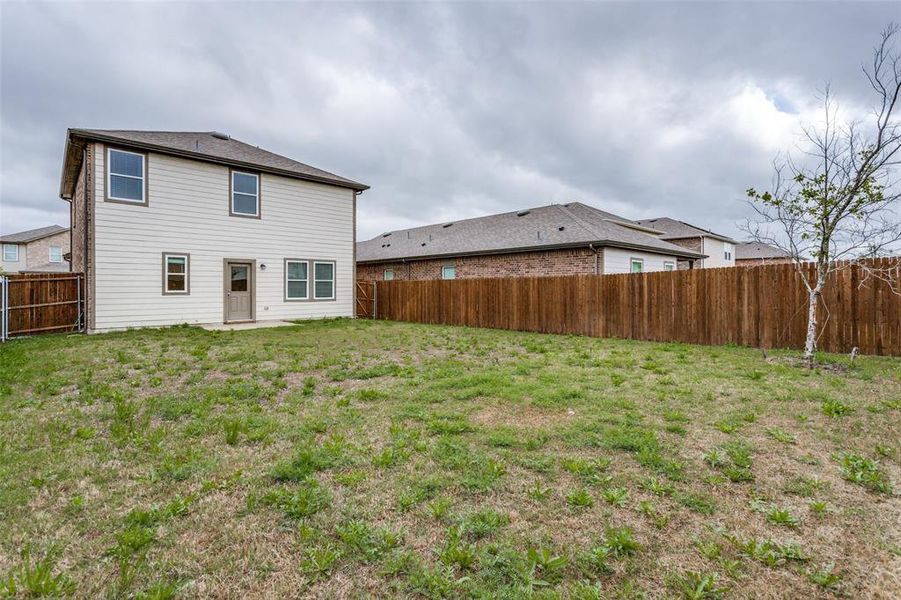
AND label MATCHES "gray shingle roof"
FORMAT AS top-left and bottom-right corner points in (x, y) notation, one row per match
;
(61, 129), (367, 197)
(0, 225), (68, 244)
(634, 217), (737, 243)
(735, 241), (793, 260)
(357, 202), (705, 263)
